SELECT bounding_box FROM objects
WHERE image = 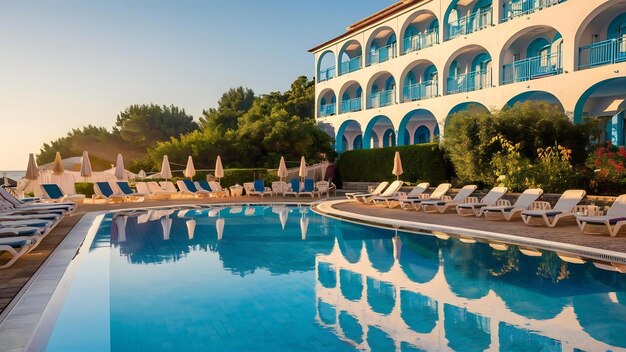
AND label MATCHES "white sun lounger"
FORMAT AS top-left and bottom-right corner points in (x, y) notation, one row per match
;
(456, 187), (508, 217)
(355, 180), (404, 204)
(396, 183), (452, 210)
(576, 194), (626, 237)
(483, 188), (544, 221)
(346, 182), (389, 200)
(521, 190), (587, 227)
(421, 185), (478, 213)
(375, 182), (429, 207)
